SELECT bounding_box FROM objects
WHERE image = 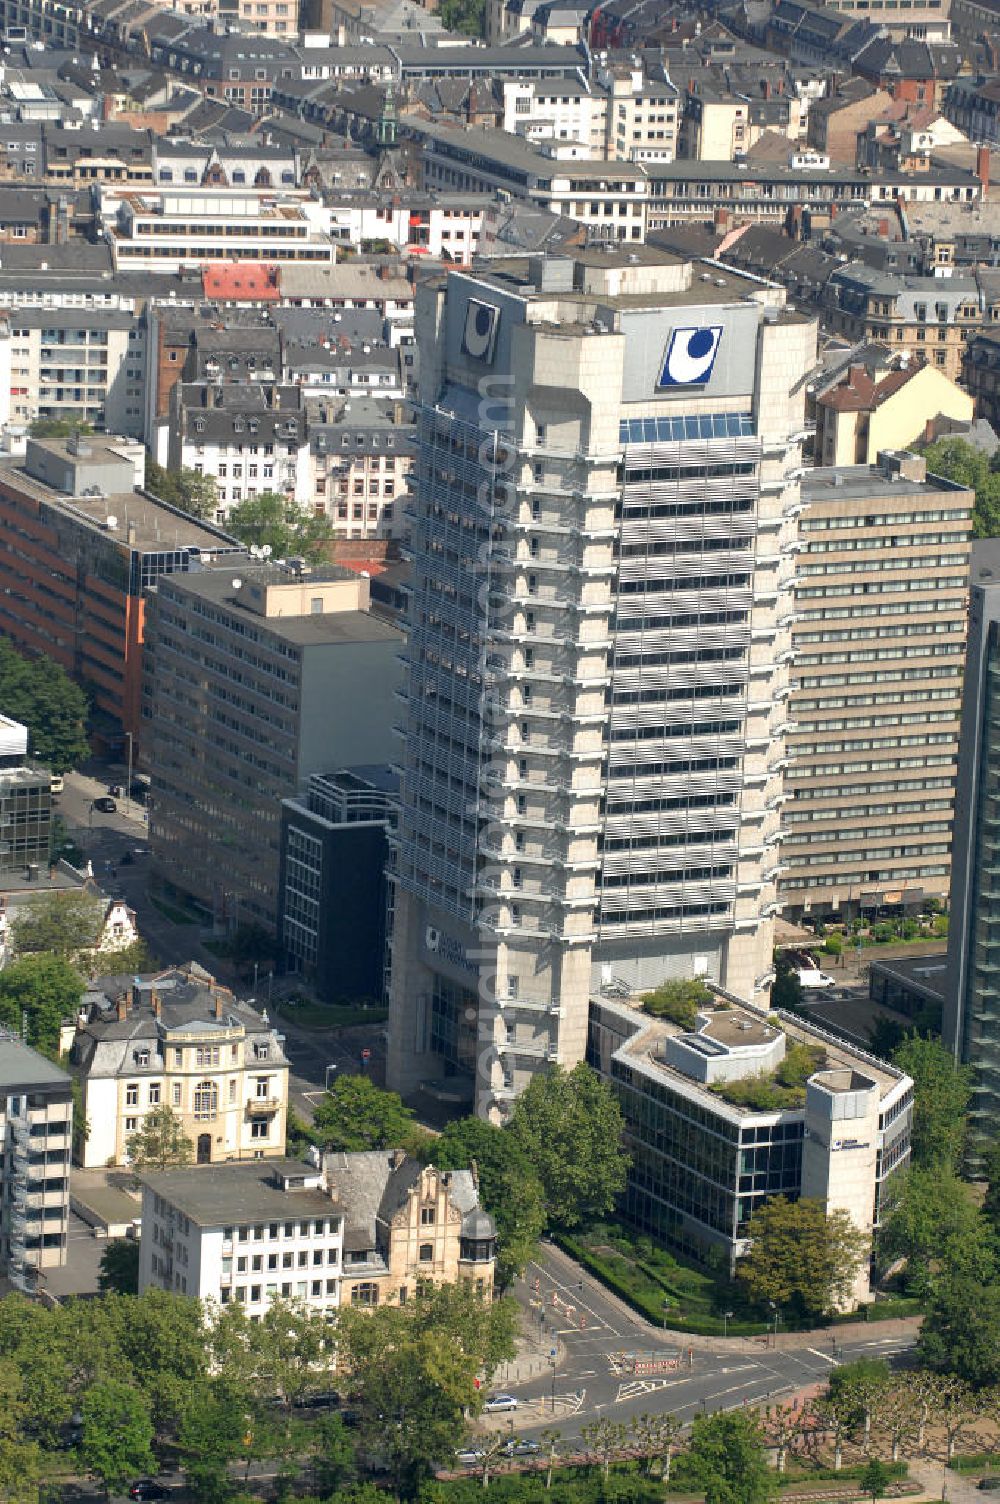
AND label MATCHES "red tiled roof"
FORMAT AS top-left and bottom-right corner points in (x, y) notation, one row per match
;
(201, 263), (281, 301)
